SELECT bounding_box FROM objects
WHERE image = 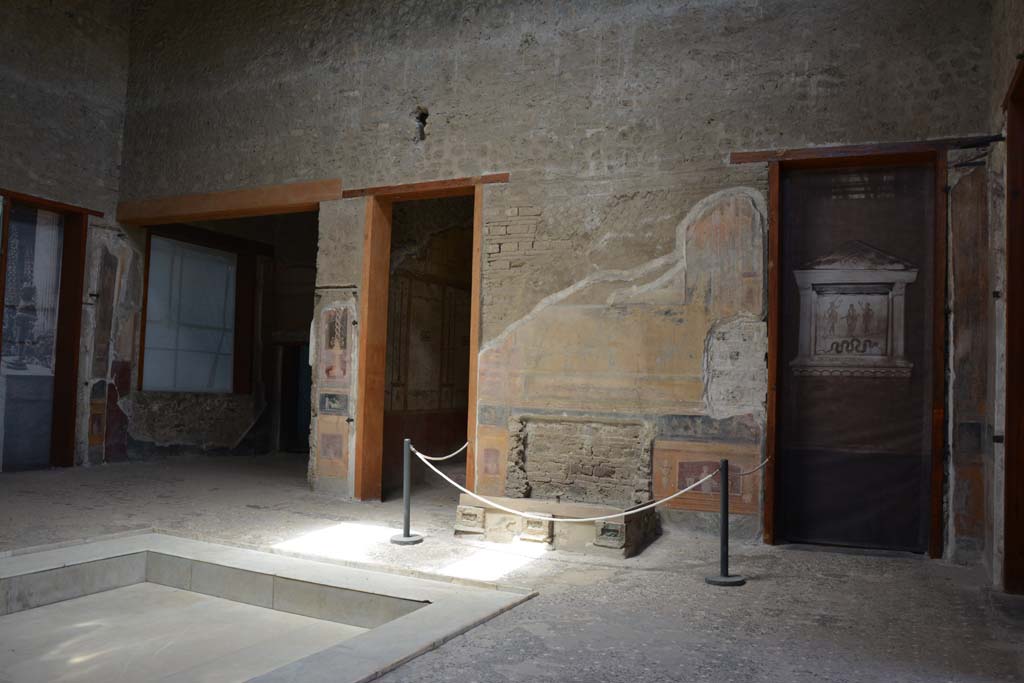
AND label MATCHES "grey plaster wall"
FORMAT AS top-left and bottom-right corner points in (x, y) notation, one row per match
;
(1, 1), (138, 467)
(1, 0), (130, 217)
(121, 0), (991, 199)
(119, 1), (994, 522)
(121, 0), (993, 341)
(991, 0), (1023, 129)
